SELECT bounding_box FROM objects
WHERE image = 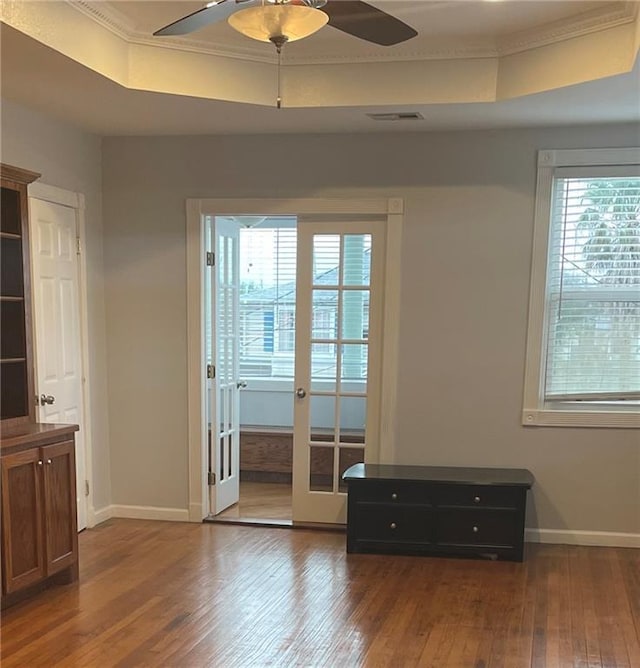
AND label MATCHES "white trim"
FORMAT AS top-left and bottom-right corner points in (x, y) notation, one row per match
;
(378, 204), (403, 463)
(88, 504), (113, 526)
(75, 194), (96, 528)
(195, 198), (394, 216)
(187, 199), (208, 523)
(523, 409), (640, 428)
(28, 182), (80, 208)
(525, 528), (640, 548)
(522, 148), (640, 429)
(187, 198), (403, 523)
(538, 147), (640, 168)
(27, 183), (95, 529)
(109, 505), (190, 522)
